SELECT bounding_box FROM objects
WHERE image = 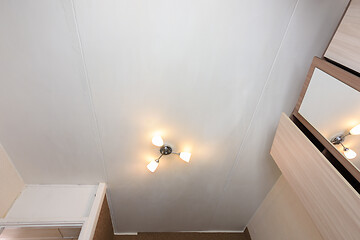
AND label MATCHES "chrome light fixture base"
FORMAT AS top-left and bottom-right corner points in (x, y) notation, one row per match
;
(160, 145), (172, 155)
(330, 135), (345, 145)
(329, 124), (360, 160)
